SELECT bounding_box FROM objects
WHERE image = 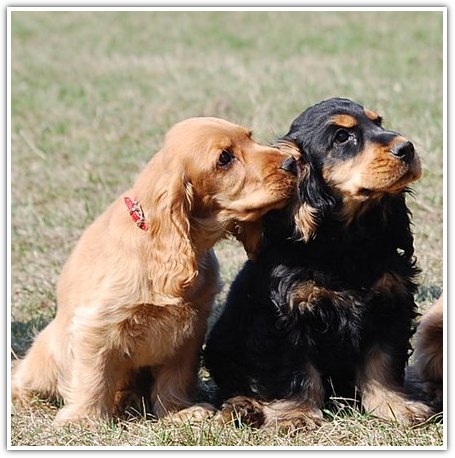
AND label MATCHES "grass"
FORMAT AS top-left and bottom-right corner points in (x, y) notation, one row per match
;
(10, 10), (444, 447)
(10, 402), (443, 448)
